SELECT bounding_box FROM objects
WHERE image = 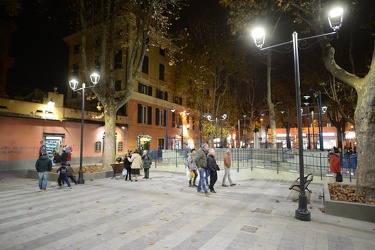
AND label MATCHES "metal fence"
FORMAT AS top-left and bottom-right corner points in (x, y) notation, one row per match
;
(147, 148), (357, 182)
